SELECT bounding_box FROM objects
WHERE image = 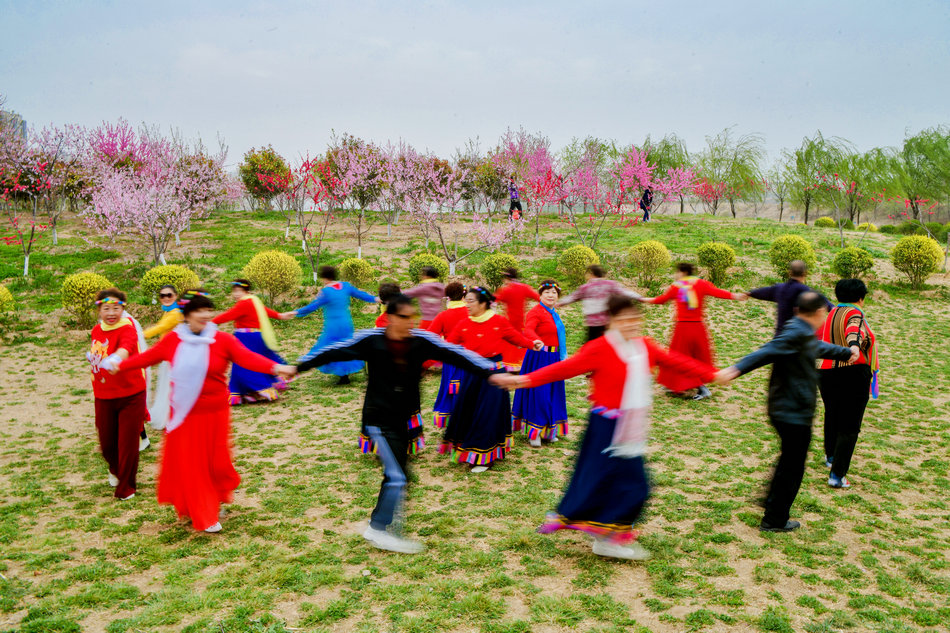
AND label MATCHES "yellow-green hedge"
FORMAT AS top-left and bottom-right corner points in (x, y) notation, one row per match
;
(340, 258), (376, 289)
(891, 235), (943, 289)
(769, 235), (817, 279)
(141, 265), (200, 297)
(627, 240), (670, 286)
(62, 272), (114, 327)
(697, 242), (736, 286)
(480, 253), (519, 290)
(558, 245), (599, 285)
(241, 250), (302, 300)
